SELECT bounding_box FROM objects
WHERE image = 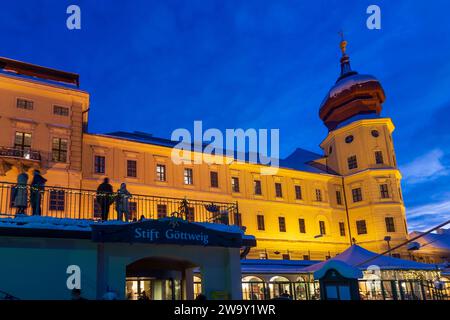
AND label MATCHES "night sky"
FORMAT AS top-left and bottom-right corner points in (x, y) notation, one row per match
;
(1, 0), (449, 231)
